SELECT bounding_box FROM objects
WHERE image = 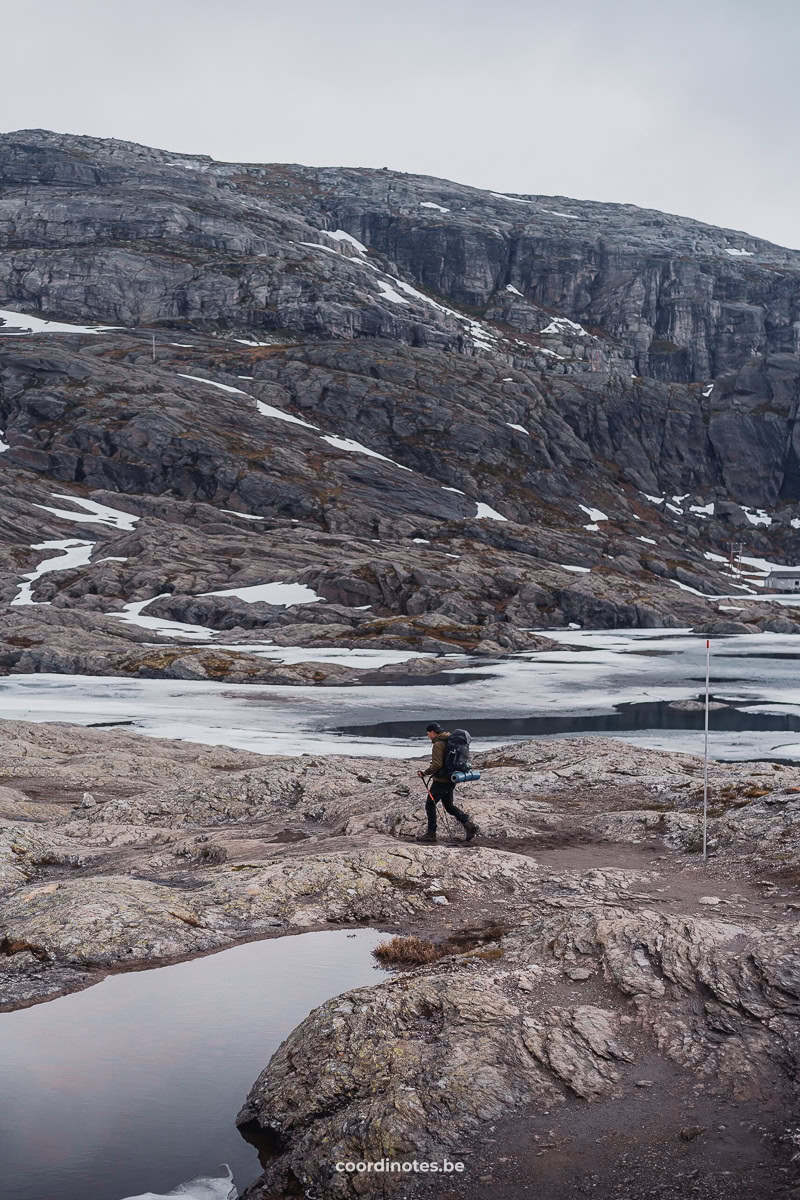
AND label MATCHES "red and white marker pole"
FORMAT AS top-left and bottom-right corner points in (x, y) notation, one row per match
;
(703, 638), (710, 860)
